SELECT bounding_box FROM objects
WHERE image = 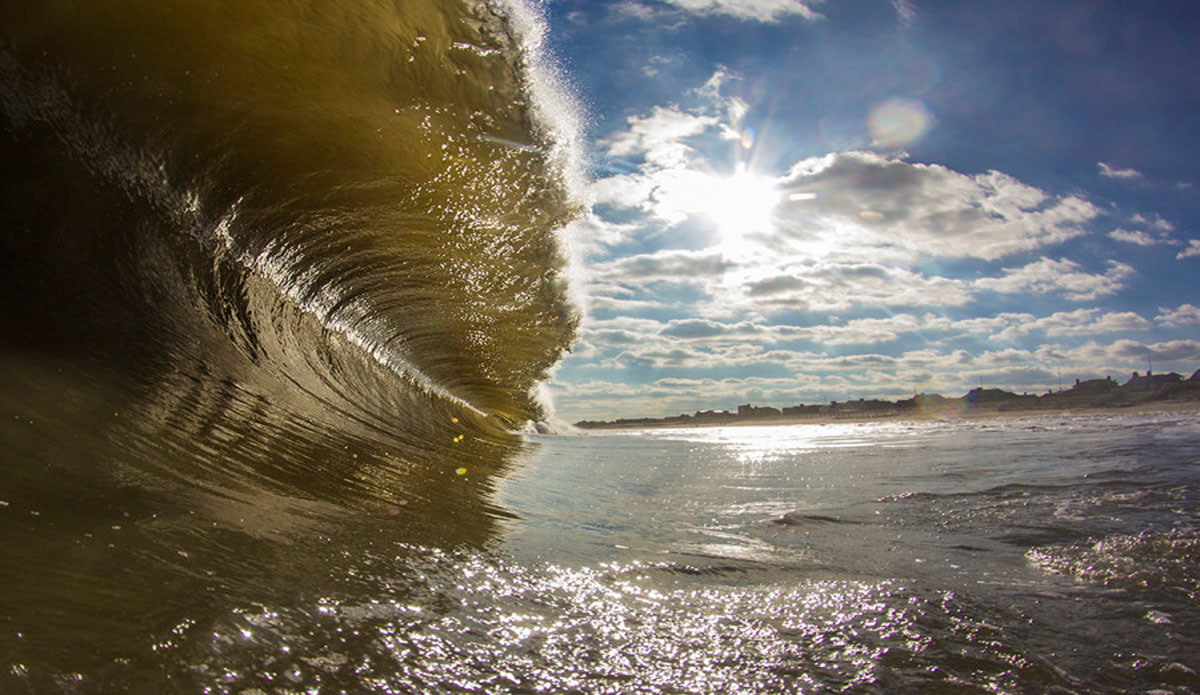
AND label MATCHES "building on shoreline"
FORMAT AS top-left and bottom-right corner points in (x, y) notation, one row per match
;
(574, 366), (1200, 429)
